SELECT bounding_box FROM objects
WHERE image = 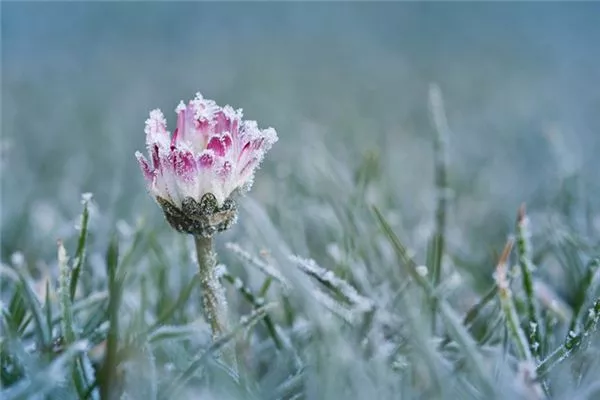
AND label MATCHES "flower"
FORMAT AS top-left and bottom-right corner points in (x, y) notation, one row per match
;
(135, 92), (278, 237)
